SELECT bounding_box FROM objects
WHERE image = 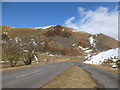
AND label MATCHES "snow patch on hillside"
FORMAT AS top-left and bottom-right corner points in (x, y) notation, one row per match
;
(84, 48), (119, 65)
(72, 43), (76, 46)
(85, 49), (92, 53)
(78, 46), (88, 51)
(71, 29), (79, 32)
(35, 25), (56, 29)
(34, 55), (39, 63)
(89, 36), (96, 47)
